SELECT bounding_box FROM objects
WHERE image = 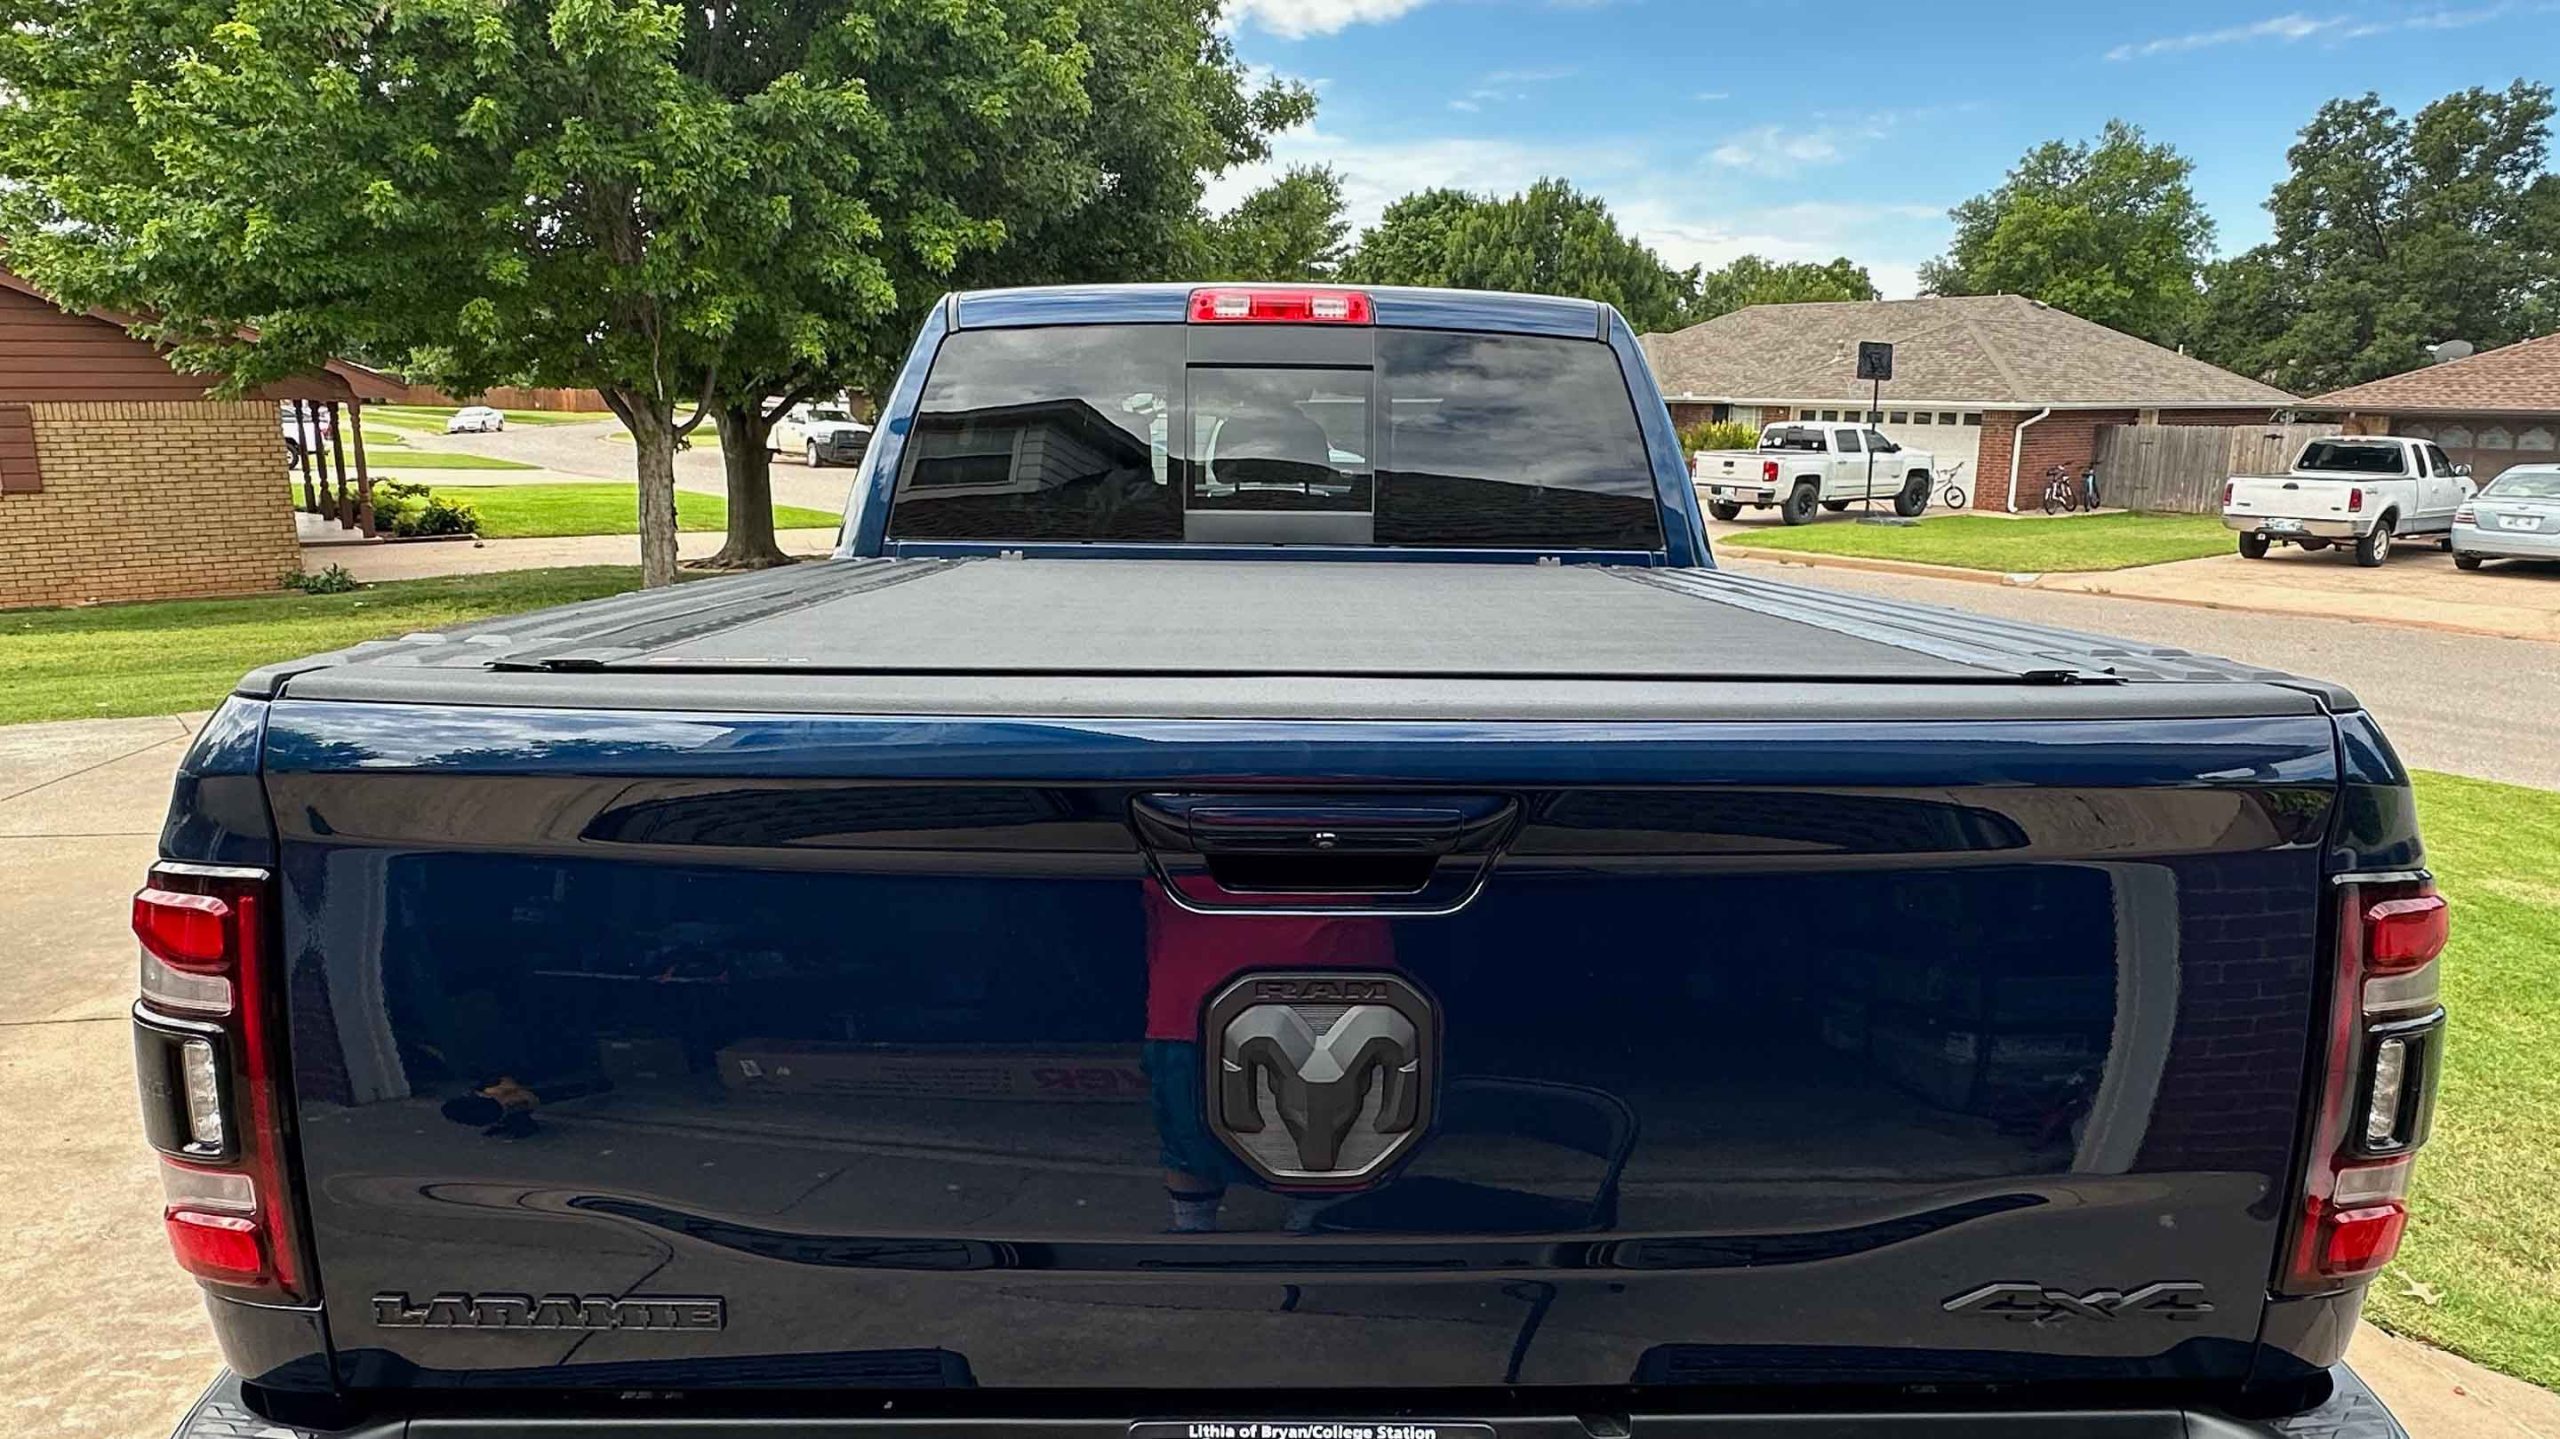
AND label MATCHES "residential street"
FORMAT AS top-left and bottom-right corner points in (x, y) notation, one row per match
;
(1728, 553), (2560, 792)
(407, 416), (859, 515)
